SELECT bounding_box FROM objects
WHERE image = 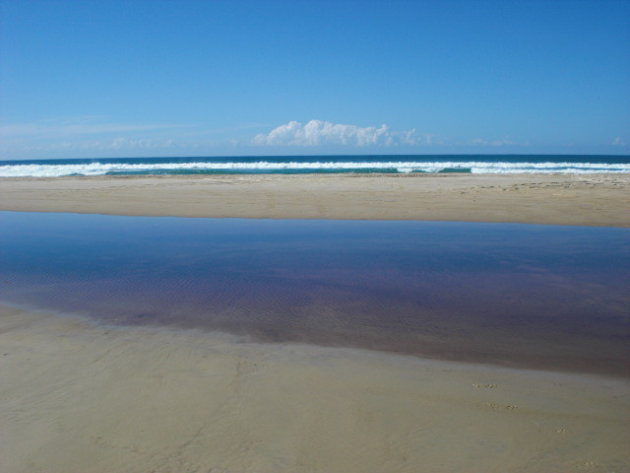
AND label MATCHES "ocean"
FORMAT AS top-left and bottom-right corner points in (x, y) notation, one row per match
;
(1, 154), (629, 177)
